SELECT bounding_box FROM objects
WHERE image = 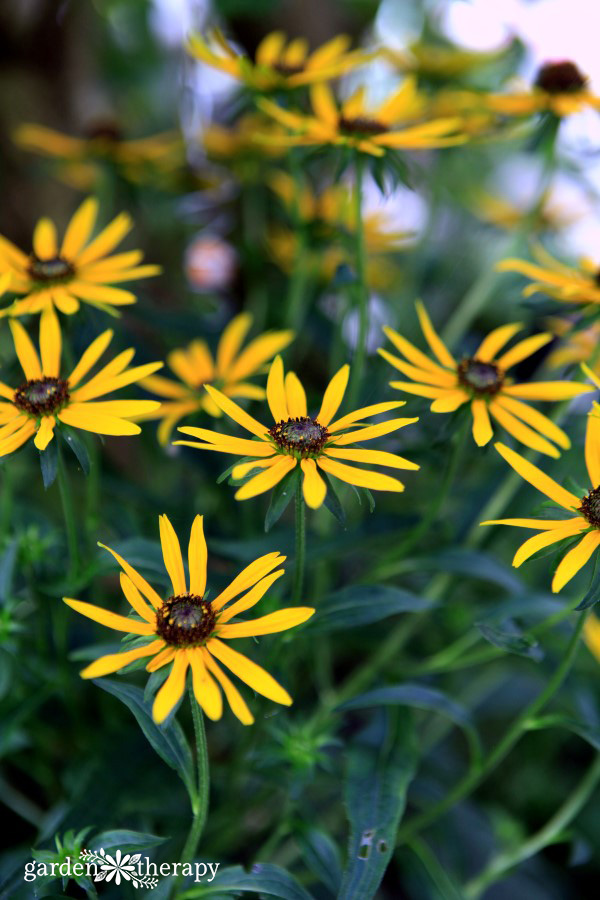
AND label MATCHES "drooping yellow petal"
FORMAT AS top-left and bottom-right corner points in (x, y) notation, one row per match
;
(504, 382), (593, 401)
(0, 419), (36, 457)
(301, 458), (327, 509)
(159, 514), (187, 596)
(33, 416), (56, 451)
(33, 218), (58, 260)
(152, 651), (189, 724)
(494, 442), (581, 510)
(317, 365), (349, 426)
(482, 517), (584, 530)
(310, 83), (339, 126)
(219, 607), (314, 638)
(188, 649), (223, 720)
(378, 348), (457, 387)
(330, 417), (418, 446)
(266, 355), (289, 422)
(212, 553), (286, 612)
(202, 649), (254, 724)
(188, 515), (207, 597)
(39, 306), (61, 377)
(325, 447), (419, 471)
(256, 31), (286, 66)
(80, 639), (164, 679)
(227, 330), (294, 382)
(471, 399), (494, 446)
(207, 638), (292, 705)
(415, 300), (456, 368)
(234, 456), (296, 500)
(9, 319), (42, 380)
(381, 325), (452, 375)
(62, 597), (155, 635)
(57, 406), (141, 436)
(513, 521), (587, 567)
(285, 371), (307, 418)
(552, 530), (600, 593)
(317, 457), (405, 492)
(61, 198), (98, 259)
(98, 542), (163, 609)
(120, 573), (156, 624)
(430, 390), (469, 413)
(474, 323), (522, 362)
(489, 401), (560, 458)
(493, 395), (570, 450)
(75, 212), (132, 266)
(146, 646), (176, 672)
